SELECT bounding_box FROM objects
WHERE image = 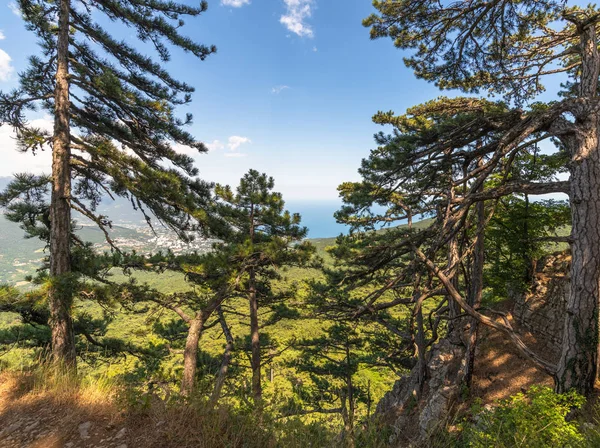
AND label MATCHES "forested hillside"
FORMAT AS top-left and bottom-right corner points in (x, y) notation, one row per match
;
(4, 1), (600, 447)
